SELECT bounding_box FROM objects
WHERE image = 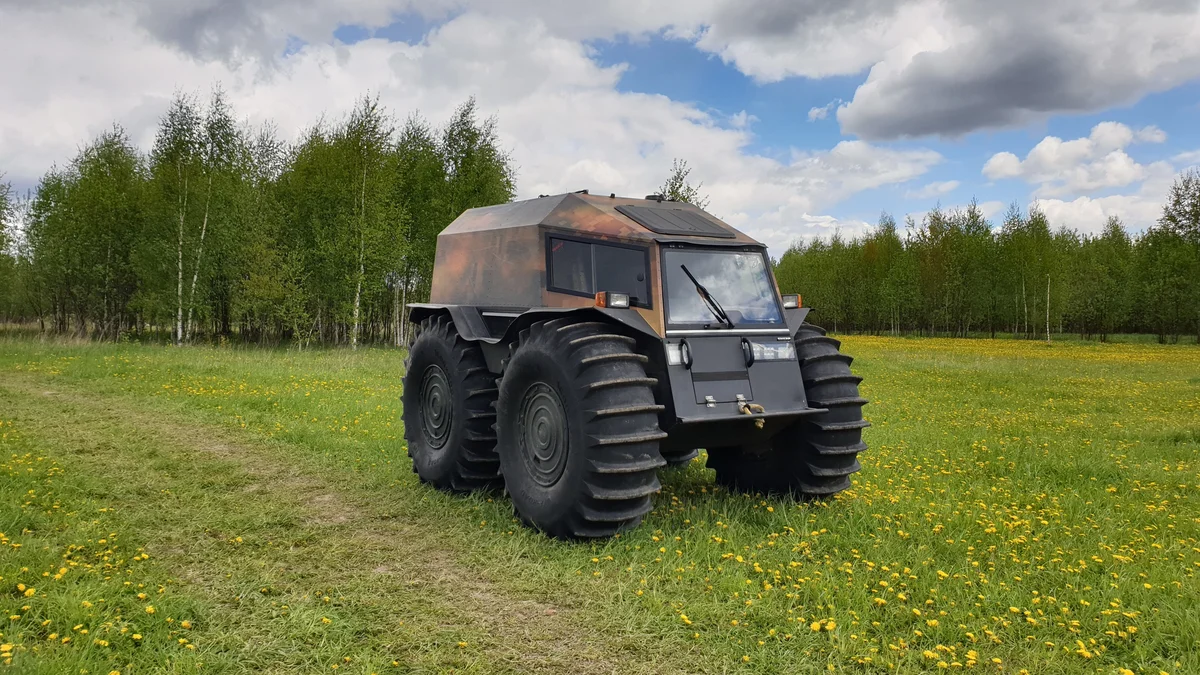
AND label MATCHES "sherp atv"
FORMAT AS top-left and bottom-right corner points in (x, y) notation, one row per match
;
(401, 191), (868, 538)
